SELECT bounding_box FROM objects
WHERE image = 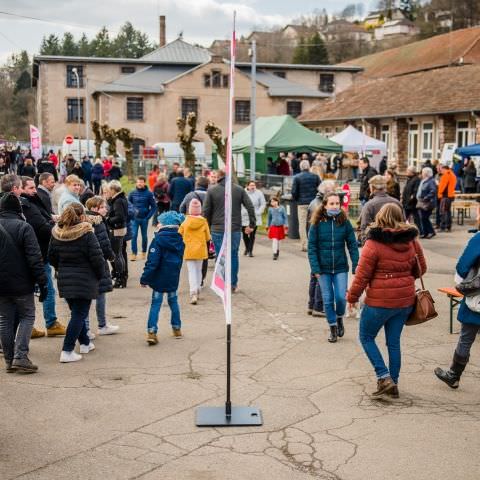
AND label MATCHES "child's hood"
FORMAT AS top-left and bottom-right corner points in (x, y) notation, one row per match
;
(183, 215), (206, 231)
(154, 227), (185, 254)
